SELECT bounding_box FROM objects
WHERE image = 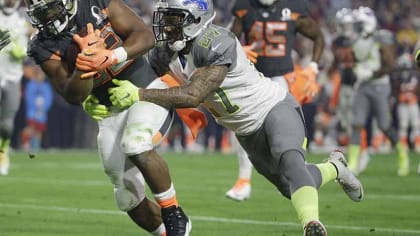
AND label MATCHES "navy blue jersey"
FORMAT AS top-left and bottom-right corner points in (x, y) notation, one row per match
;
(27, 0), (156, 106)
(231, 0), (309, 76)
